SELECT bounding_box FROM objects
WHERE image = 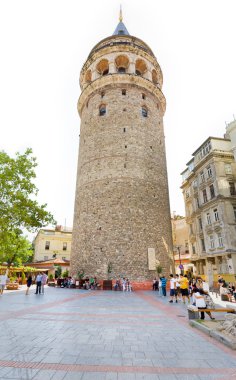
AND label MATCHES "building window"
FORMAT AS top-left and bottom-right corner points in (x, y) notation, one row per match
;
(207, 165), (213, 178)
(198, 217), (202, 230)
(202, 189), (208, 203)
(196, 197), (200, 208)
(229, 182), (236, 196)
(214, 208), (219, 222)
(45, 241), (50, 250)
(210, 235), (215, 249)
(233, 206), (236, 221)
(201, 238), (206, 252)
(99, 104), (106, 116)
(225, 163), (232, 174)
(96, 59), (109, 76)
(63, 242), (67, 251)
(200, 171), (205, 183)
(141, 107), (148, 117)
(207, 213), (211, 225)
(142, 93), (146, 100)
(217, 233), (223, 247)
(122, 89), (126, 95)
(193, 179), (198, 188)
(210, 184), (215, 199)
